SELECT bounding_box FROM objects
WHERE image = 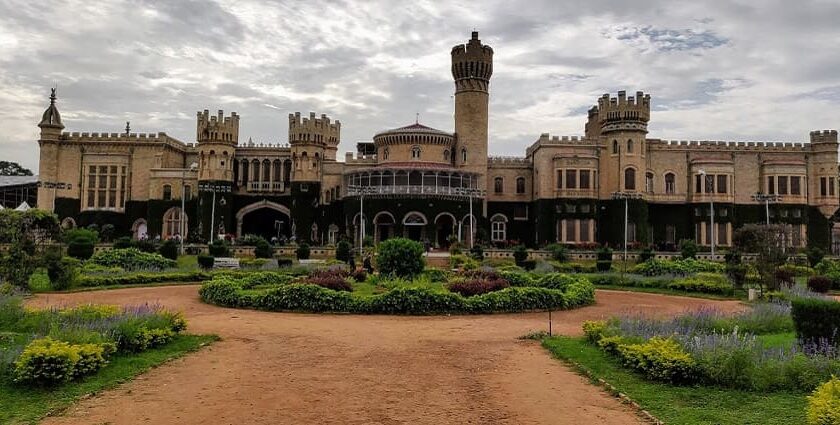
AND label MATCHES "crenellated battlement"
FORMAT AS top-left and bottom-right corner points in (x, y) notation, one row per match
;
(451, 31), (493, 93)
(197, 109), (239, 144)
(488, 156), (531, 168)
(526, 133), (595, 157)
(587, 90), (651, 135)
(810, 130), (838, 144)
(288, 112), (340, 147)
(648, 138), (811, 152)
(58, 131), (186, 147)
